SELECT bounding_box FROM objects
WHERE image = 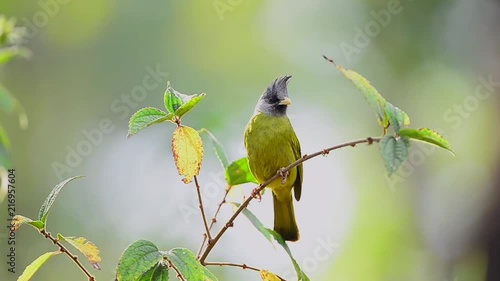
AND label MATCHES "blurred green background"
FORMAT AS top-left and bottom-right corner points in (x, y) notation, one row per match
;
(1, 0), (499, 280)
